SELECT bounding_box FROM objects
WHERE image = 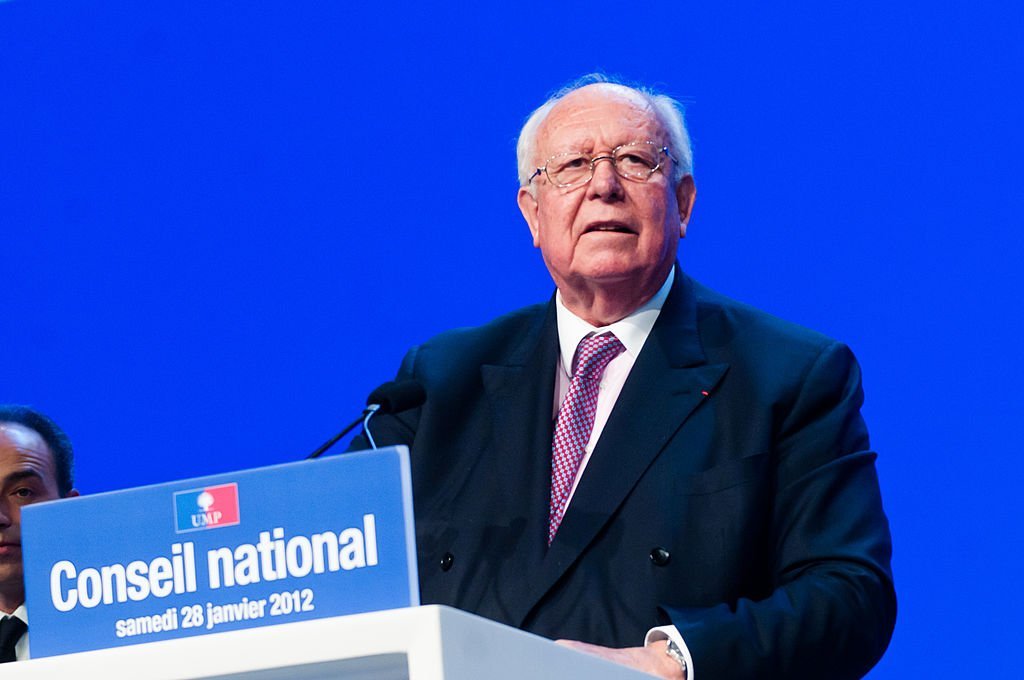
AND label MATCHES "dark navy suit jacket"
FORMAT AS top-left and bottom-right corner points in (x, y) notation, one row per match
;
(355, 270), (895, 679)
